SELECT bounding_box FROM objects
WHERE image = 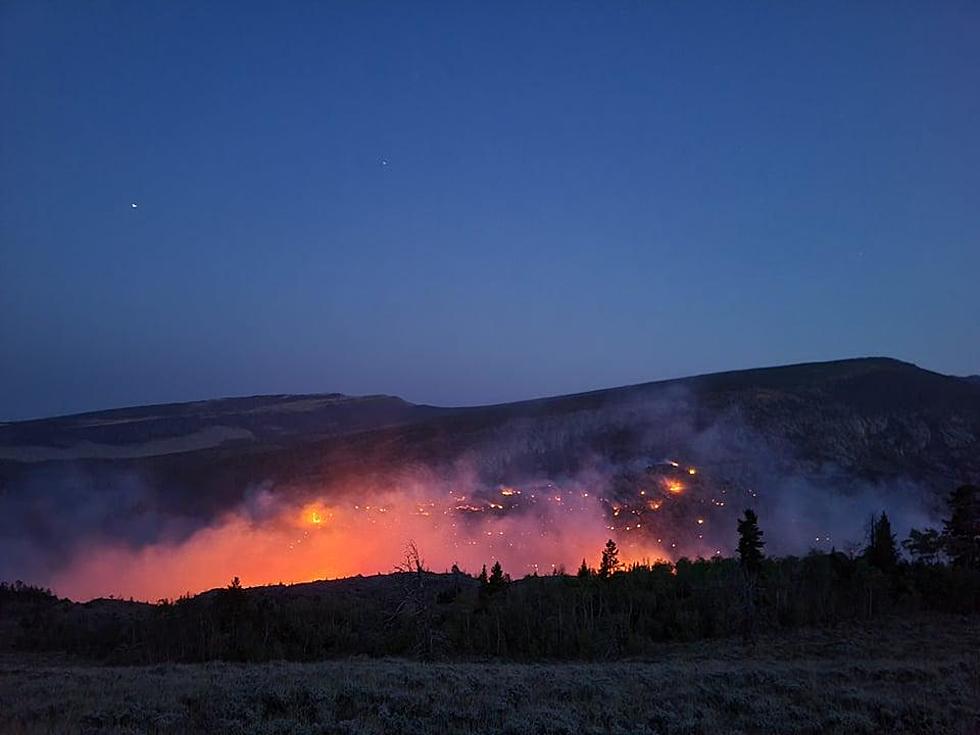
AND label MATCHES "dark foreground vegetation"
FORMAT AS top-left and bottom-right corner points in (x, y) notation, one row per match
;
(1, 616), (978, 735)
(2, 486), (978, 665)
